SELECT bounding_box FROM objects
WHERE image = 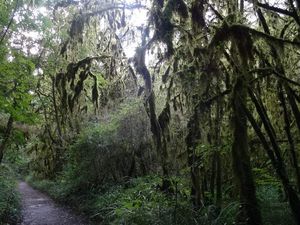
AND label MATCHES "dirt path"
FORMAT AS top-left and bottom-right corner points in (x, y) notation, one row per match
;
(18, 182), (90, 225)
